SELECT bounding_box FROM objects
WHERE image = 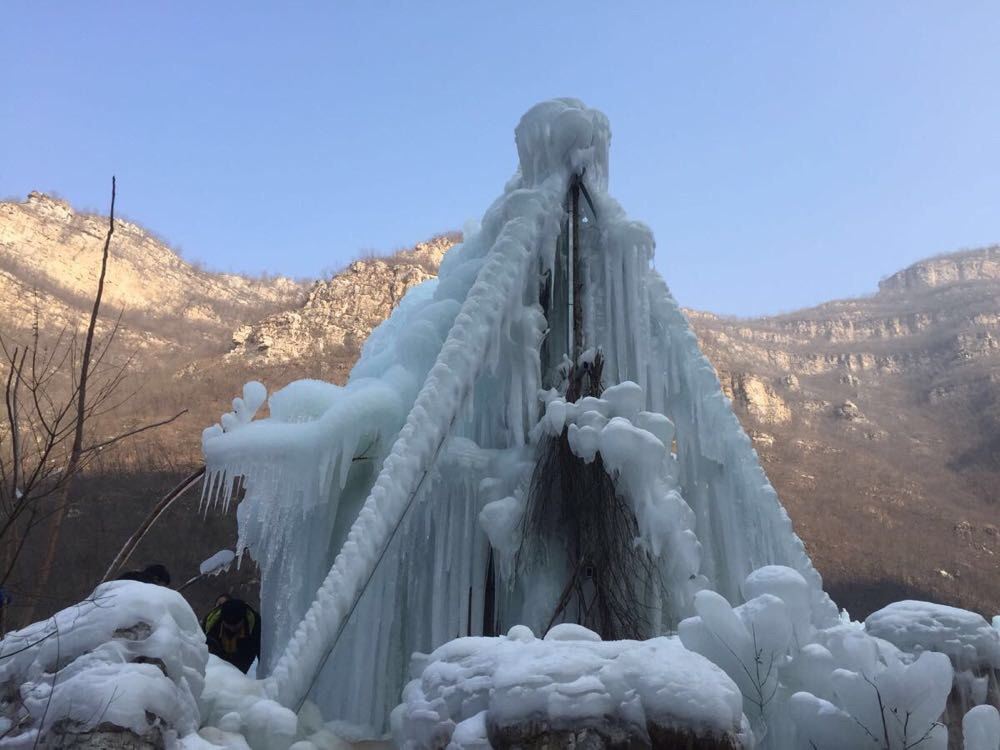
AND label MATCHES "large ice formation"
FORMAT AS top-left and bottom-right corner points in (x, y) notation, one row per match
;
(201, 98), (840, 733)
(679, 565), (965, 749)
